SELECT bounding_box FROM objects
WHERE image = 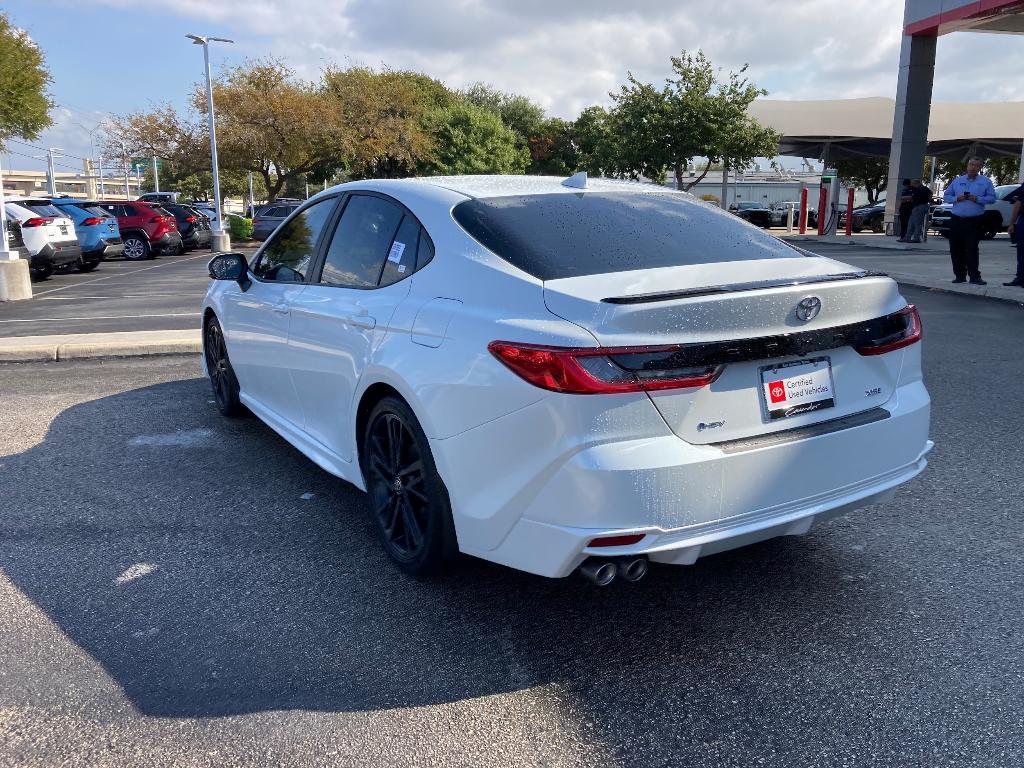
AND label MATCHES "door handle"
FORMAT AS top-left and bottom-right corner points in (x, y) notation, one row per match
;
(348, 313), (376, 329)
(270, 303), (290, 315)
